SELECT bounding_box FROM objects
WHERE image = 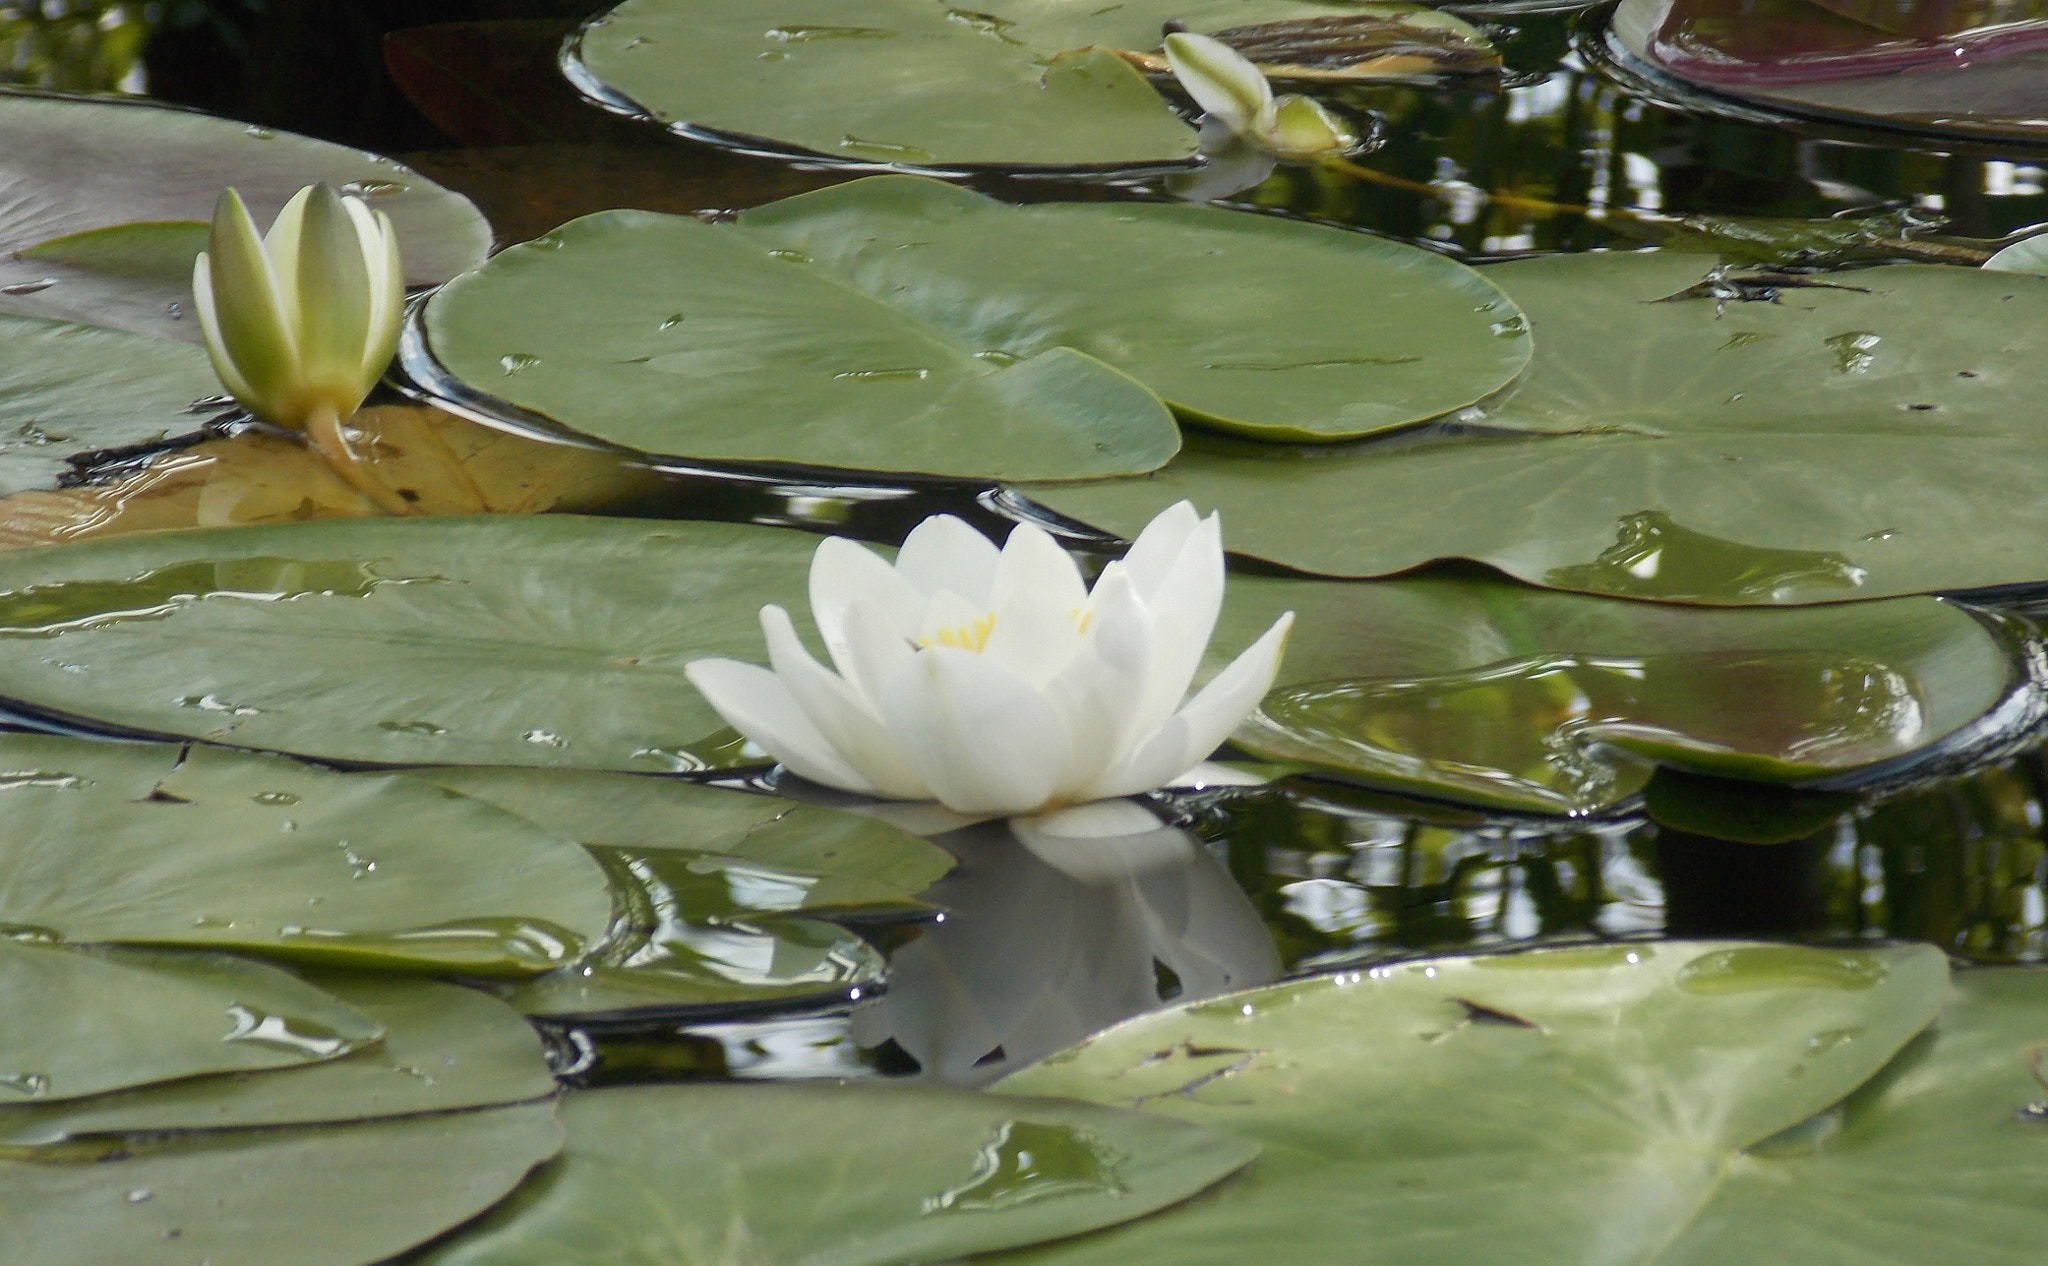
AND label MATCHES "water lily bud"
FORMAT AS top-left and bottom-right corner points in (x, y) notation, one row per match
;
(1267, 94), (1359, 161)
(1163, 31), (1355, 162)
(193, 183), (404, 431)
(686, 502), (1293, 820)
